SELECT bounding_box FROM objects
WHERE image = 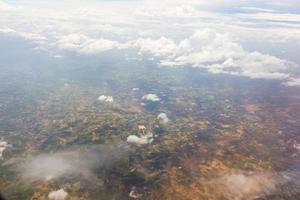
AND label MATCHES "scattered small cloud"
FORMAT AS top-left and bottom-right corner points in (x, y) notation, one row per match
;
(129, 186), (143, 199)
(0, 141), (12, 160)
(98, 95), (114, 103)
(142, 94), (160, 102)
(126, 132), (153, 146)
(157, 113), (169, 124)
(48, 189), (68, 200)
